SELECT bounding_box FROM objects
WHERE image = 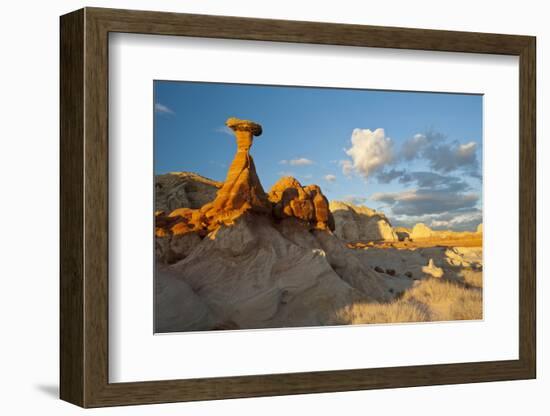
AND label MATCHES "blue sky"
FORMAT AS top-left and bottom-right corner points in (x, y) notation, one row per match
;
(154, 81), (482, 231)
